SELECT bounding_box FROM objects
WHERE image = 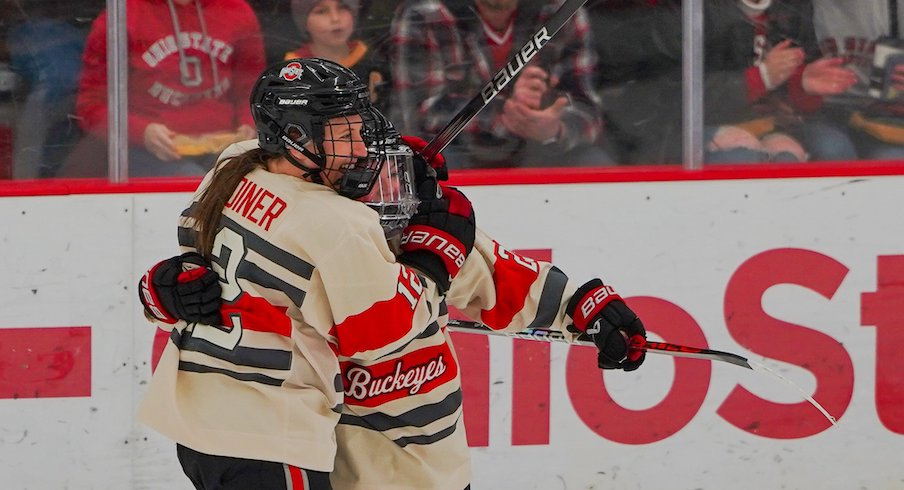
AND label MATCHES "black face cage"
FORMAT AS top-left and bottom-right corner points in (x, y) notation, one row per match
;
(328, 106), (390, 199)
